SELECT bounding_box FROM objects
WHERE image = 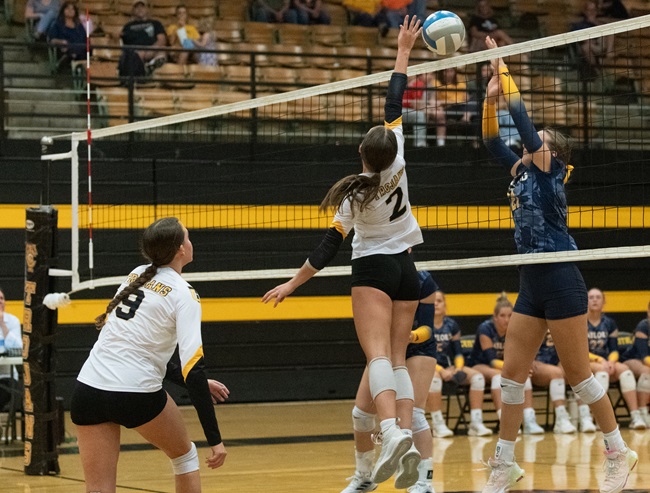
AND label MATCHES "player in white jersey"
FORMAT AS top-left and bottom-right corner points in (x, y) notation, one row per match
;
(71, 217), (229, 493)
(263, 16), (424, 488)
